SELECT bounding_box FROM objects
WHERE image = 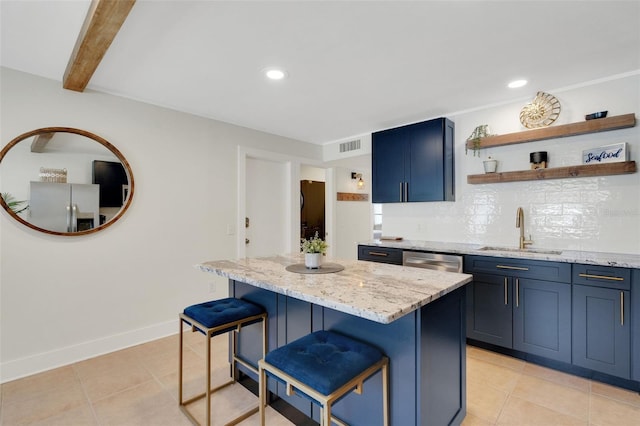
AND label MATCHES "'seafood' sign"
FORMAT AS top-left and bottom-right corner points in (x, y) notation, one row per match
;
(582, 143), (628, 164)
